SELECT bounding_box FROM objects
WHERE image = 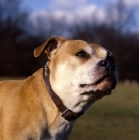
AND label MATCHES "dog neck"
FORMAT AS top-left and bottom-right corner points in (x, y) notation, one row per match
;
(43, 64), (84, 122)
